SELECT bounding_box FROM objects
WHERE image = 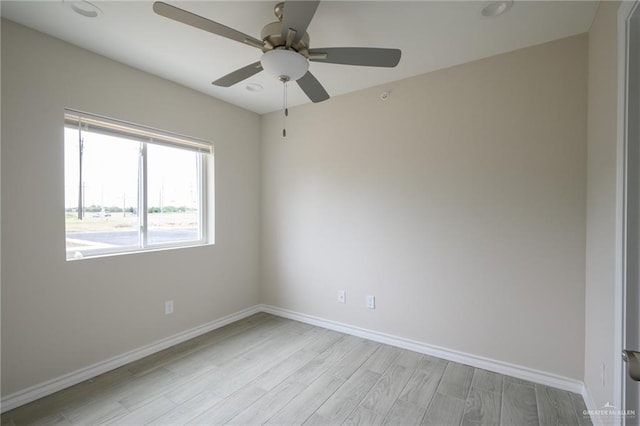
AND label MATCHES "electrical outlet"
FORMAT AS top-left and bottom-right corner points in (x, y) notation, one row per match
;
(366, 295), (375, 309)
(338, 290), (346, 303)
(165, 300), (174, 315)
